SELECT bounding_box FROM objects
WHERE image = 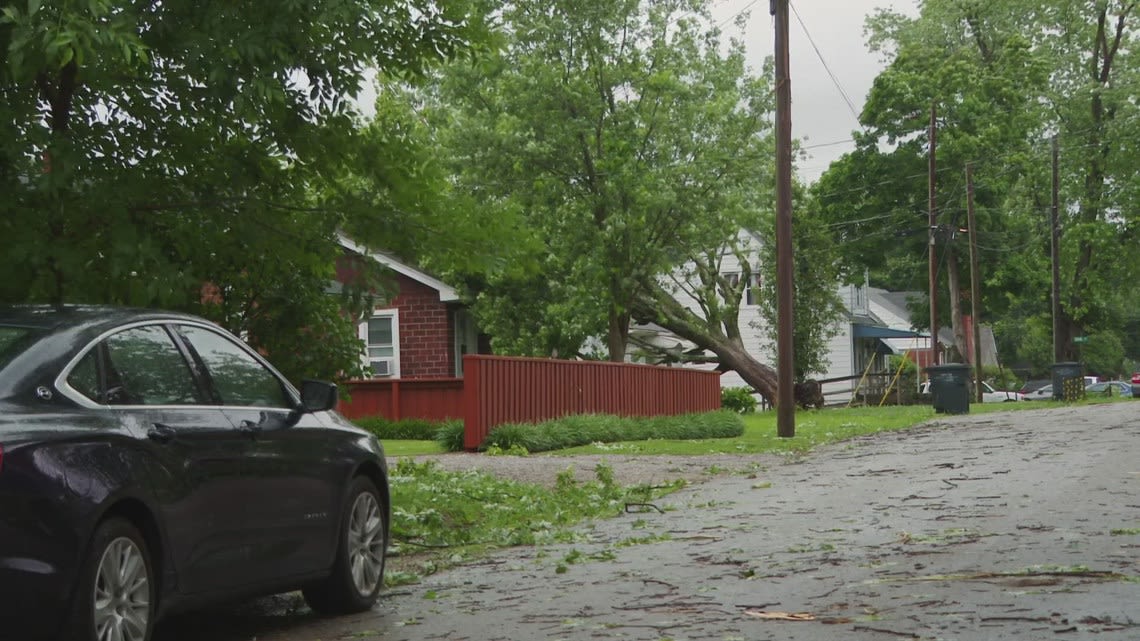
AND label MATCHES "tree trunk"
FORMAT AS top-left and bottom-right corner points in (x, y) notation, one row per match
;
(945, 247), (969, 362)
(37, 59), (79, 306)
(606, 308), (630, 362)
(631, 286), (778, 403)
(712, 340), (778, 402)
